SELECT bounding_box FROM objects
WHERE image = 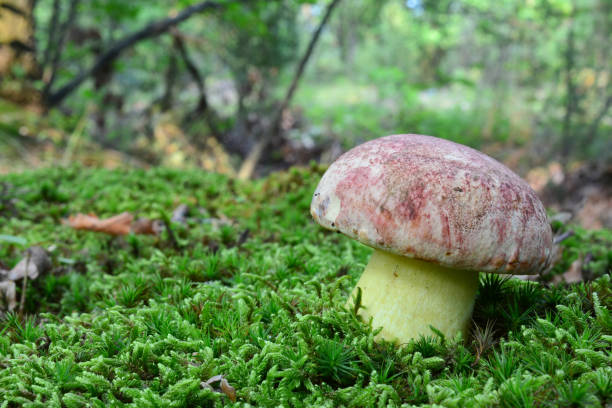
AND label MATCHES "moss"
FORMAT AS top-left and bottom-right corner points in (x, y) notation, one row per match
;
(0, 166), (610, 407)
